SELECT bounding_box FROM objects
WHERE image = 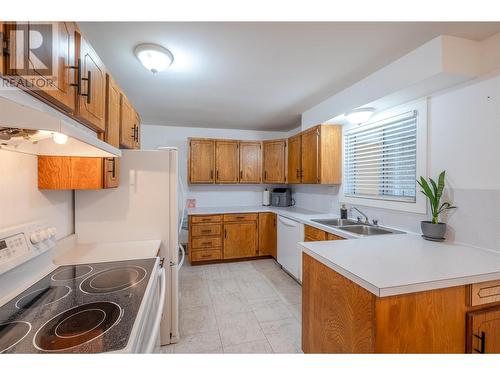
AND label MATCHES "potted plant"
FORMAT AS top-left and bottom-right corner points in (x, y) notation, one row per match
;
(417, 171), (456, 241)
